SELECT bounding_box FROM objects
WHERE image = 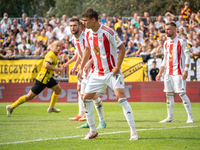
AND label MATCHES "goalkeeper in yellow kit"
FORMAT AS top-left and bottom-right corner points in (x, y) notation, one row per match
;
(6, 41), (64, 117)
